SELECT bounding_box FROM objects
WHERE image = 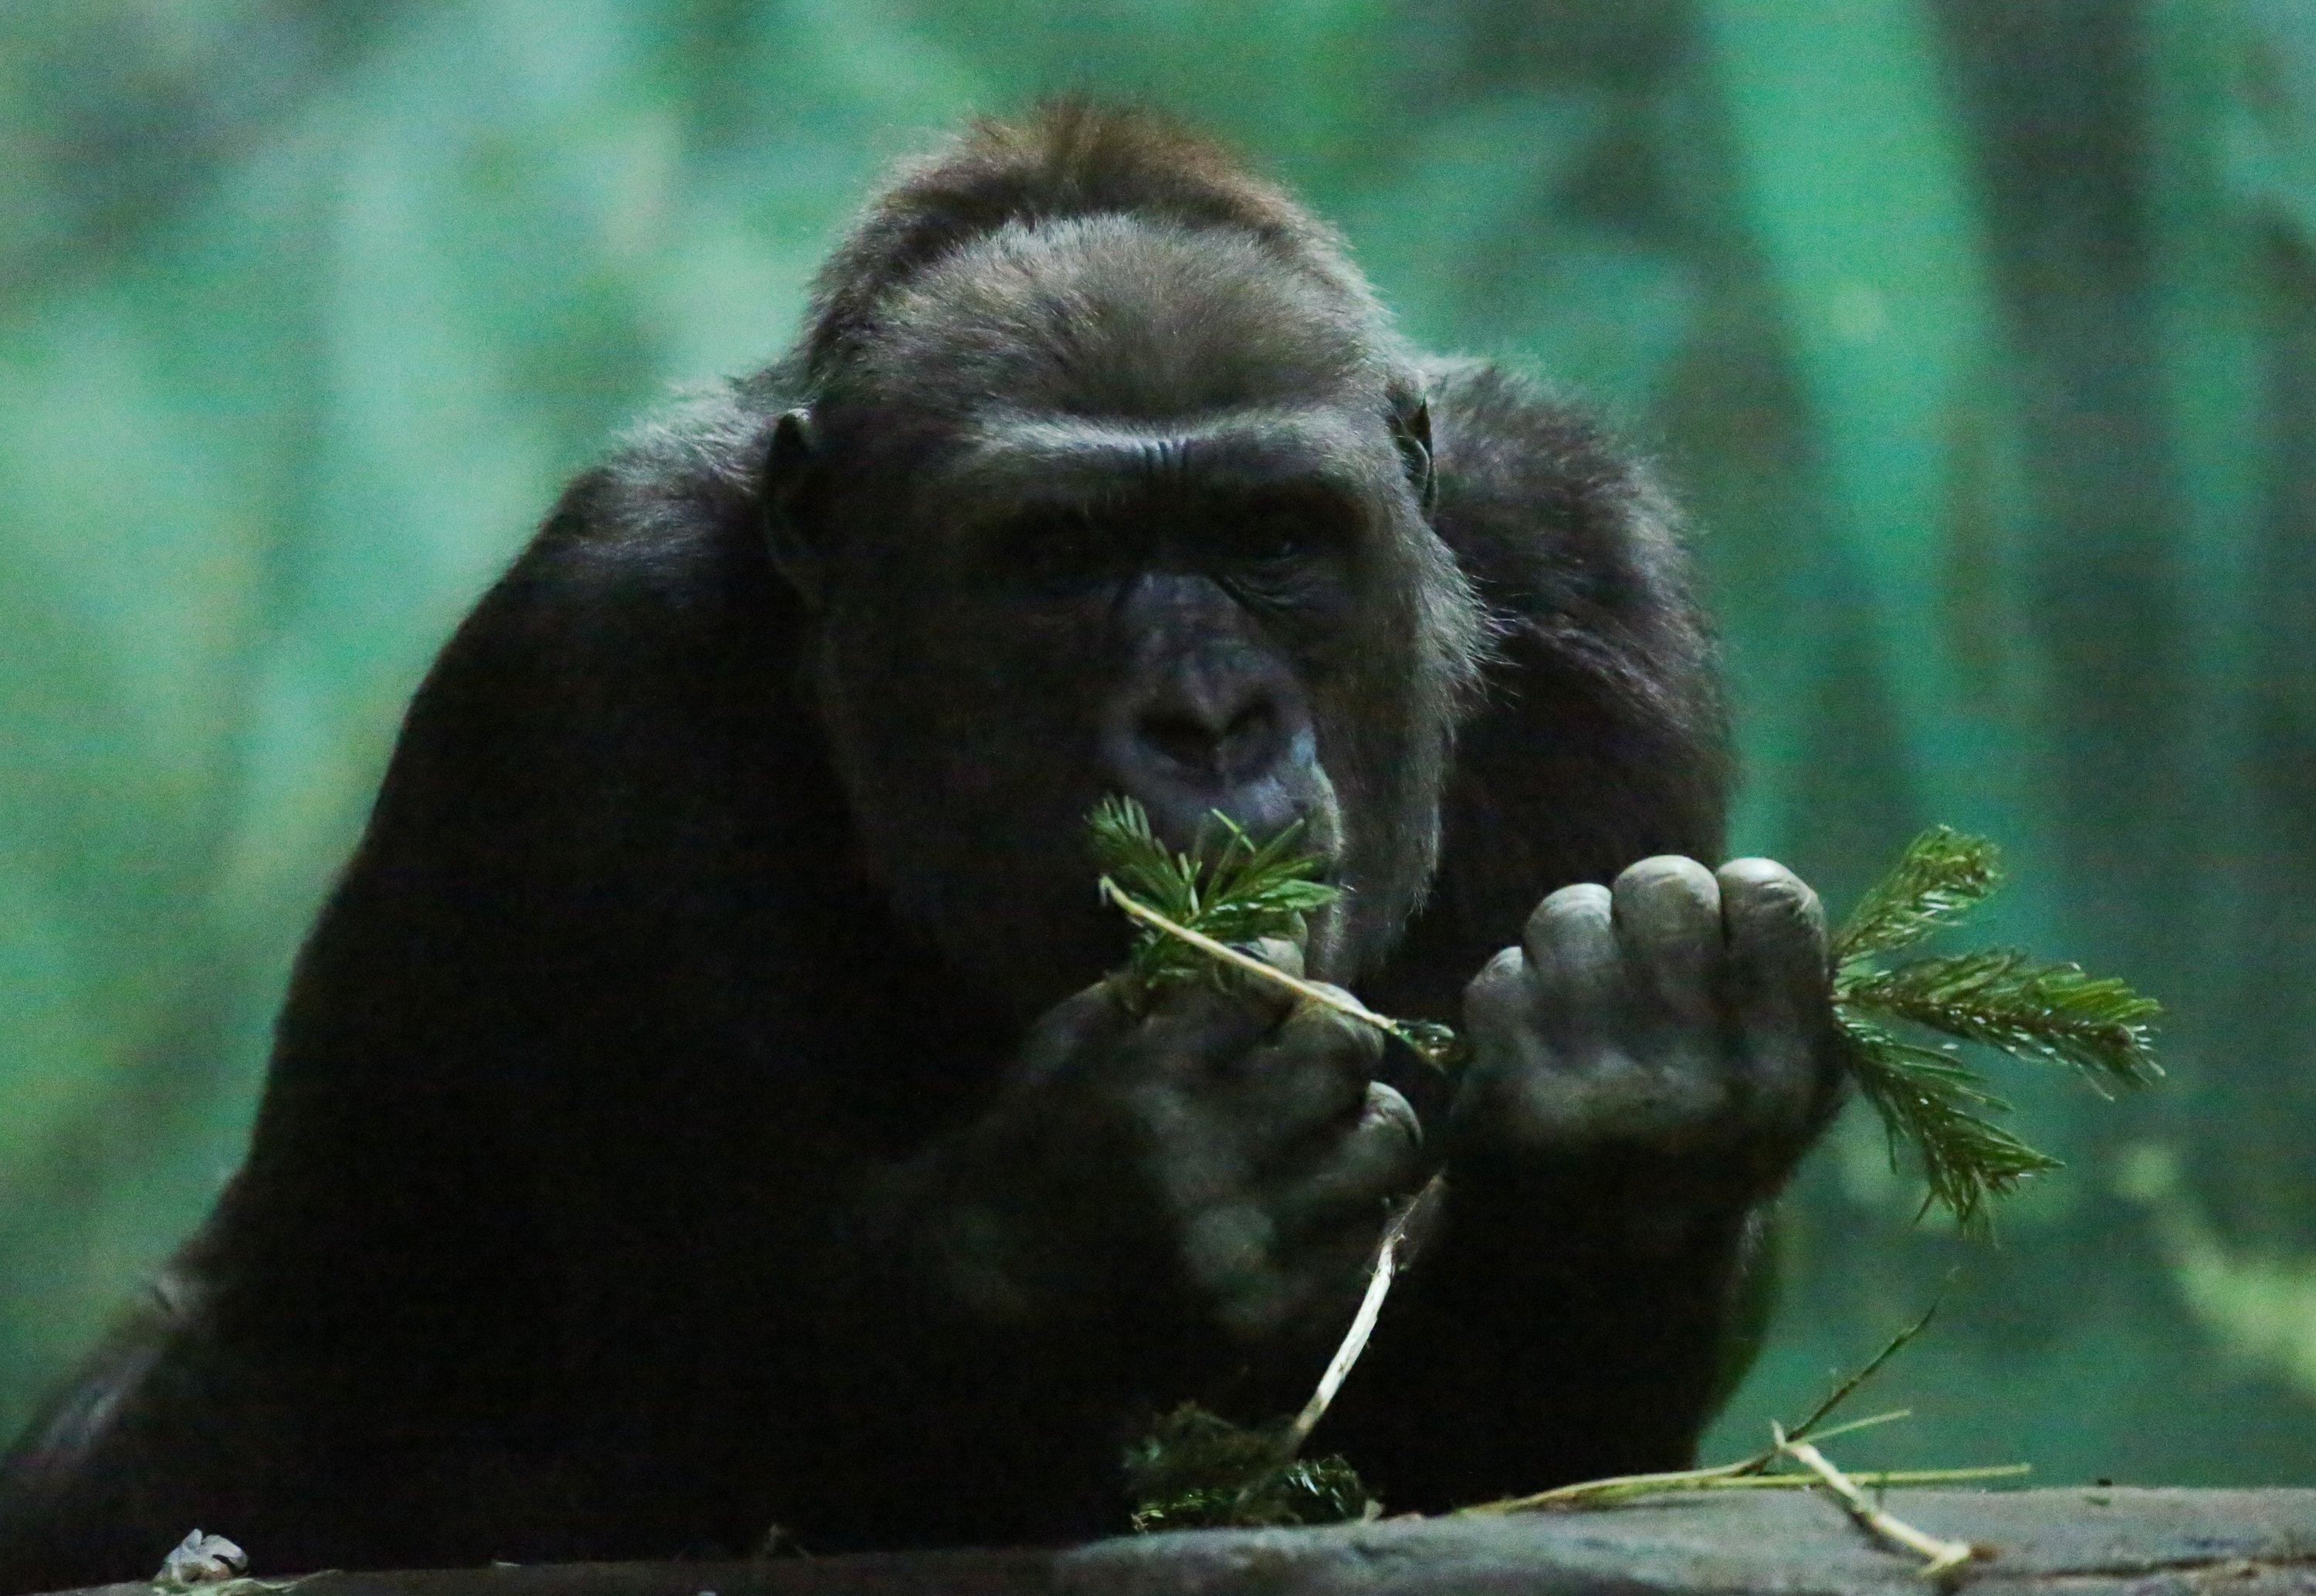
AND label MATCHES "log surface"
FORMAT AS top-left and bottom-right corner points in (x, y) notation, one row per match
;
(49, 1488), (2316, 1596)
